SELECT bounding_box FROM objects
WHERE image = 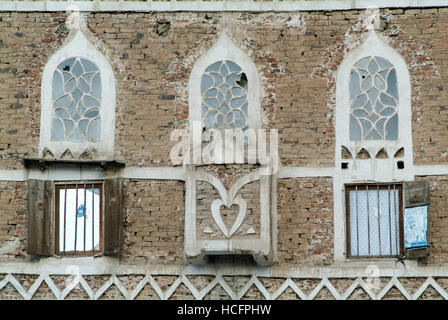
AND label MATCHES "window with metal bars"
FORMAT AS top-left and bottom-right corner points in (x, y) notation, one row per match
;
(346, 183), (404, 258)
(55, 183), (102, 256)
